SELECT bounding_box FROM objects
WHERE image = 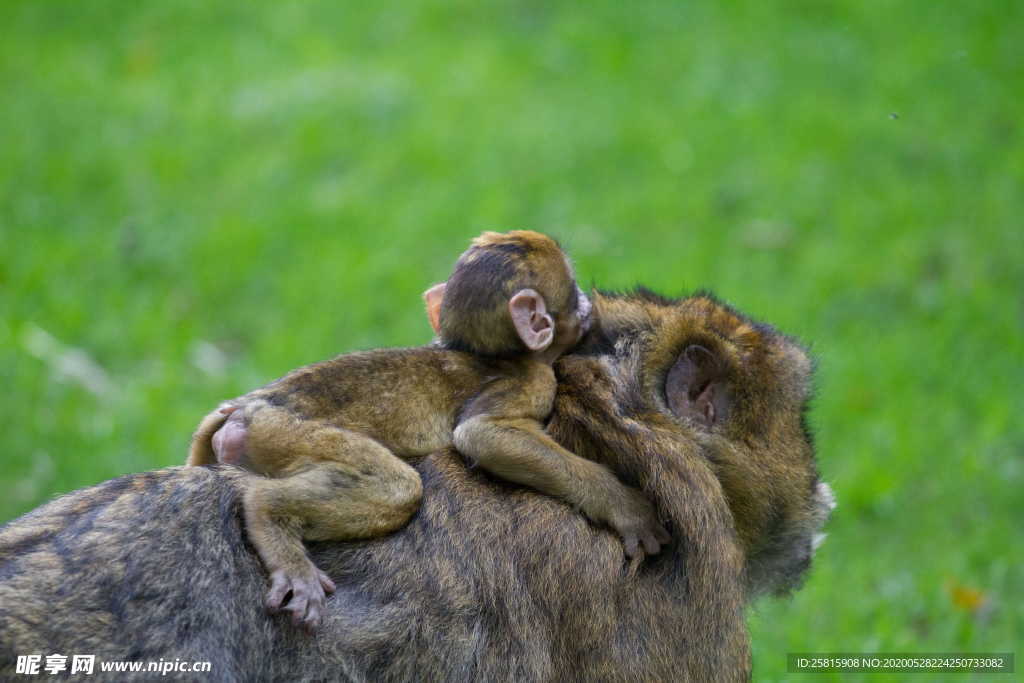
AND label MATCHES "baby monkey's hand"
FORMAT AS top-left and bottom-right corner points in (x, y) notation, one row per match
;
(606, 487), (672, 559)
(575, 469), (671, 560)
(266, 563), (337, 632)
